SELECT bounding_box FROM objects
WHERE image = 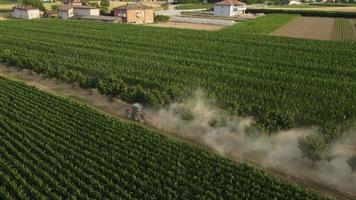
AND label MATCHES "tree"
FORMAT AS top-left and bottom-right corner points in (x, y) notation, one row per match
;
(100, 0), (110, 7)
(21, 0), (46, 11)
